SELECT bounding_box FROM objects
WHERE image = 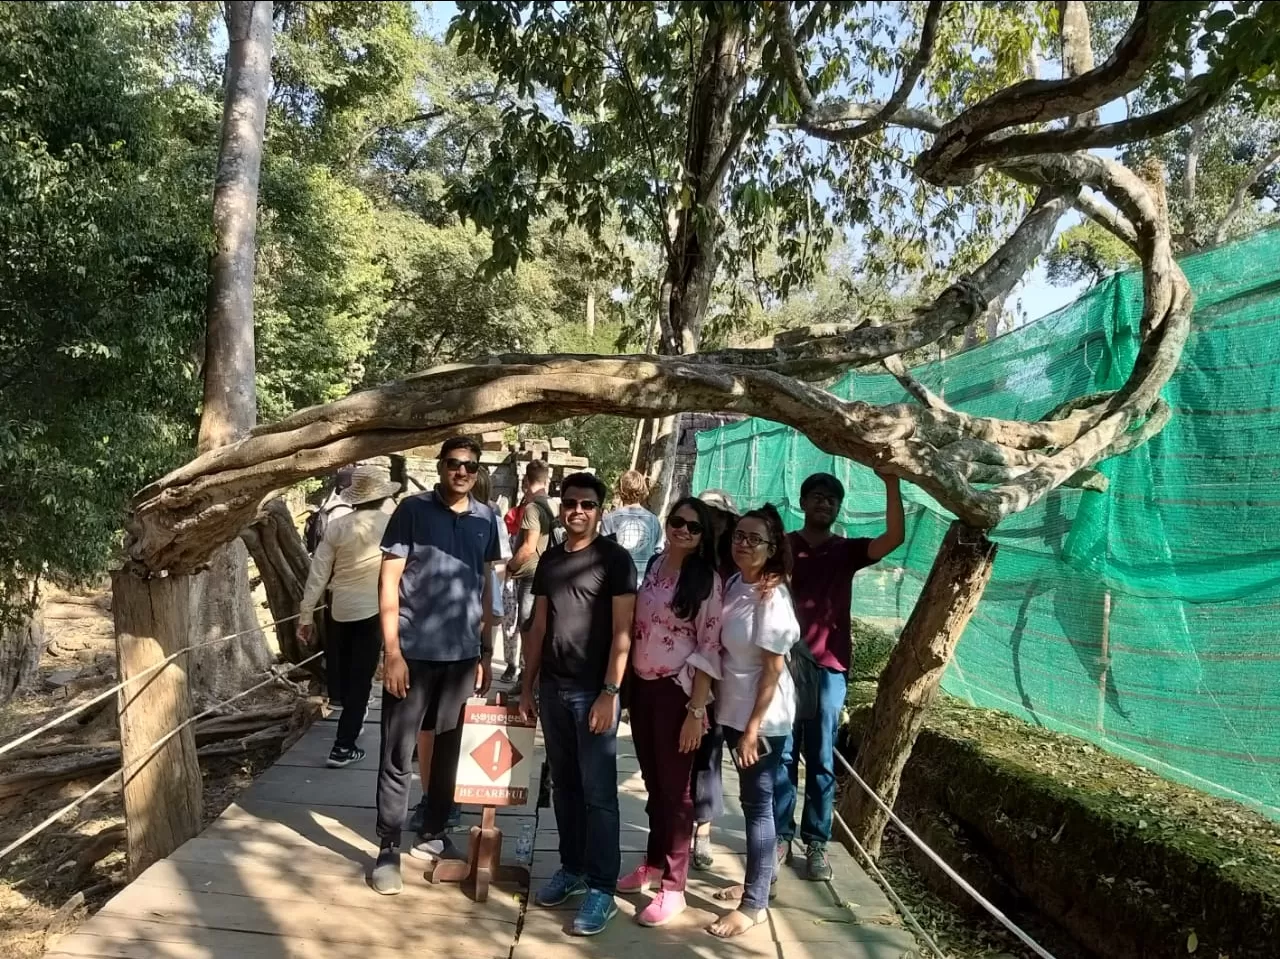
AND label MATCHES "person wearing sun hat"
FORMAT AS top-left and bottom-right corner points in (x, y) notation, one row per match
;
(298, 463), (401, 768)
